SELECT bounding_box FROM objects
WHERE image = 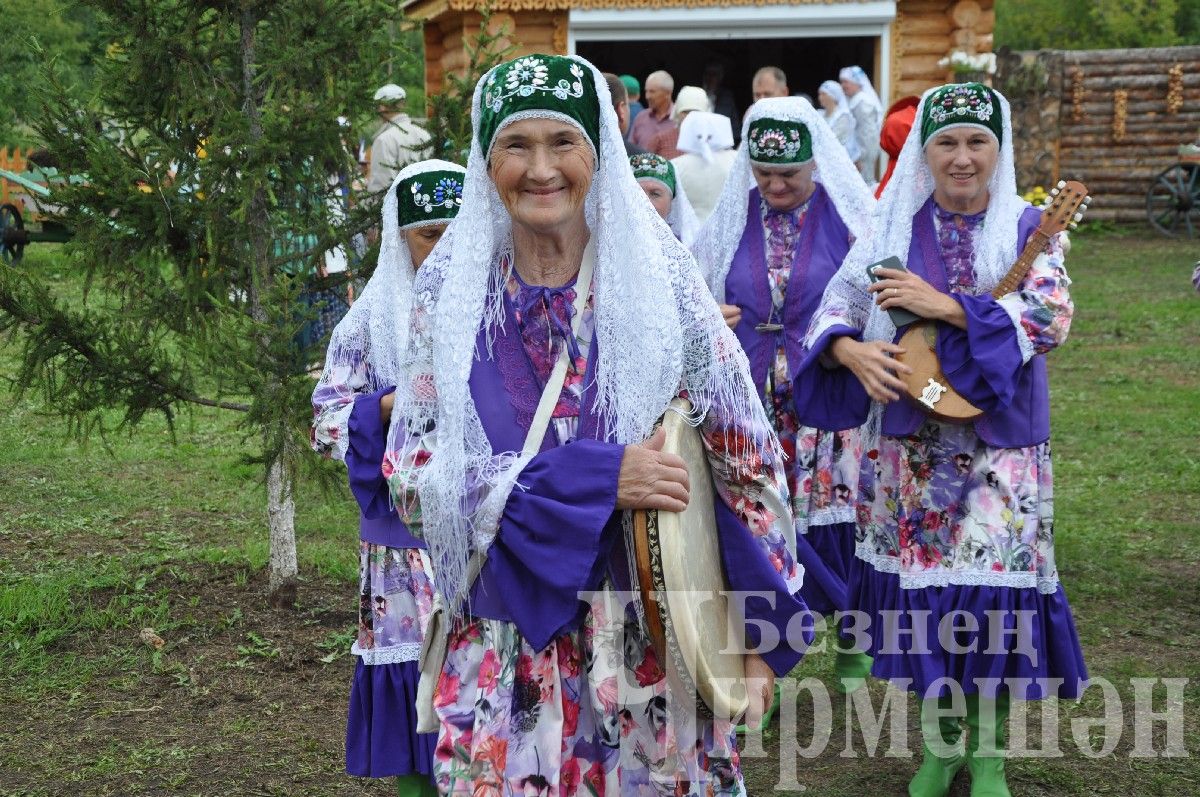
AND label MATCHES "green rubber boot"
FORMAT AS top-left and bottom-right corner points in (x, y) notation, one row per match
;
(965, 693), (1012, 797)
(908, 697), (966, 797)
(833, 635), (873, 694)
(396, 774), (438, 797)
